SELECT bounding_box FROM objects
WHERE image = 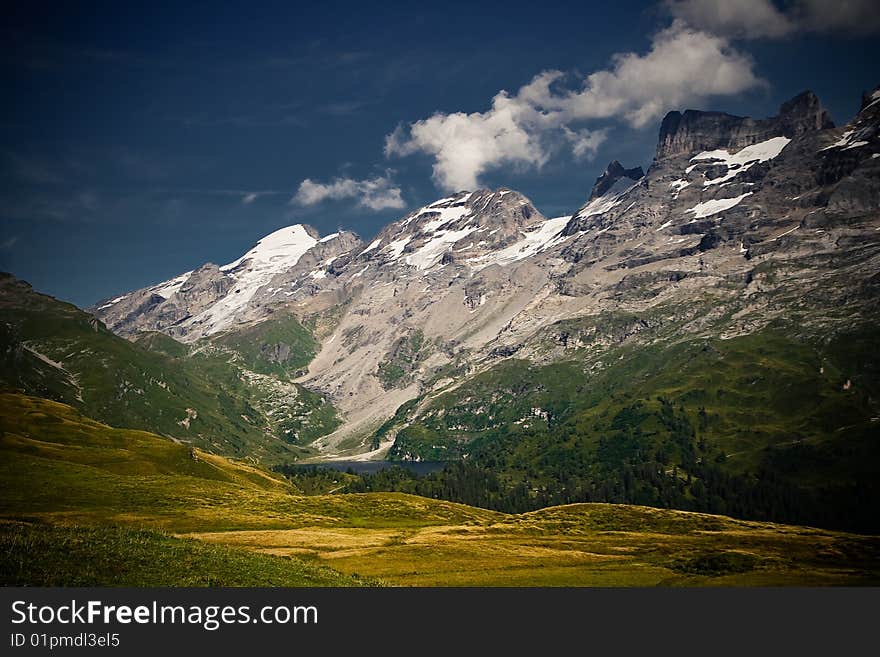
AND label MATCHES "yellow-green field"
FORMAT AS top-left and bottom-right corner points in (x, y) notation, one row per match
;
(186, 504), (880, 586)
(2, 393), (879, 586)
